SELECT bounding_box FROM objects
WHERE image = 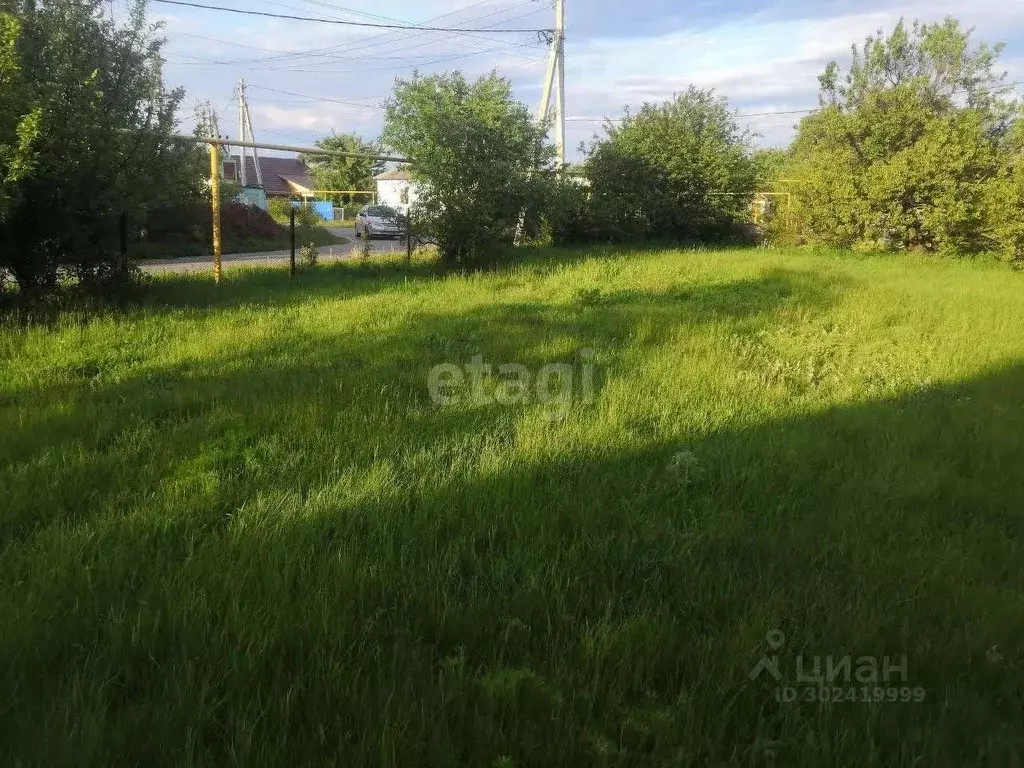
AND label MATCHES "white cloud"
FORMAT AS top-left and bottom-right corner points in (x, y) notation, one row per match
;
(560, 1), (1024, 150)
(159, 0), (1024, 154)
